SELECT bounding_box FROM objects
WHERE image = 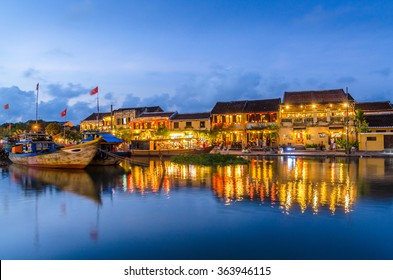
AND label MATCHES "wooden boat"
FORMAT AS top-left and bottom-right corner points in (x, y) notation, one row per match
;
(8, 133), (101, 169)
(82, 131), (131, 165)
